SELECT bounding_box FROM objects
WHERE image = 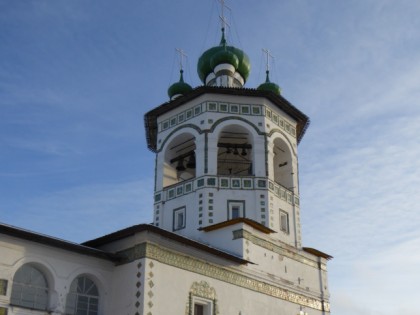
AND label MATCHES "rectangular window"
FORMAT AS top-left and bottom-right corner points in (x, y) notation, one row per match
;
(280, 210), (289, 234)
(173, 207), (186, 231)
(192, 297), (213, 315)
(194, 304), (204, 315)
(228, 201), (245, 220)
